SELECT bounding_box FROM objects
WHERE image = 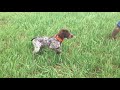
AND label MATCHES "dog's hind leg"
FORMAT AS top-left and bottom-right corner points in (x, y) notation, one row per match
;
(33, 46), (41, 54)
(32, 40), (42, 54)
